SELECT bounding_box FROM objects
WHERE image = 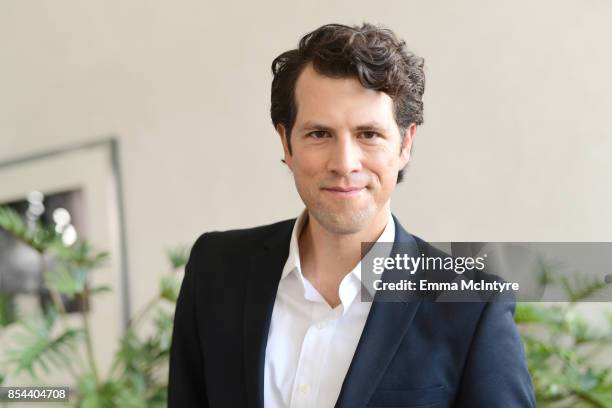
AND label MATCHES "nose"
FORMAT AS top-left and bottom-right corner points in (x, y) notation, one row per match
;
(326, 133), (363, 176)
